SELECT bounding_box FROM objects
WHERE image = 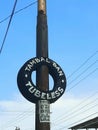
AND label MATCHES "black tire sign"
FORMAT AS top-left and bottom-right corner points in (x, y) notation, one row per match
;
(17, 57), (66, 104)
